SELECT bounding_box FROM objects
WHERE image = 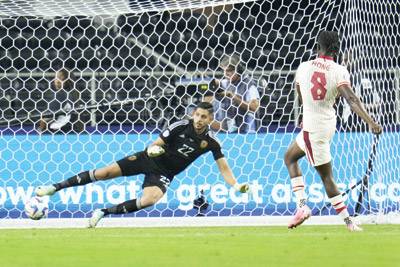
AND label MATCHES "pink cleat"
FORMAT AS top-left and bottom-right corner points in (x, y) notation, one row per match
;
(288, 206), (311, 229)
(346, 222), (363, 232)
